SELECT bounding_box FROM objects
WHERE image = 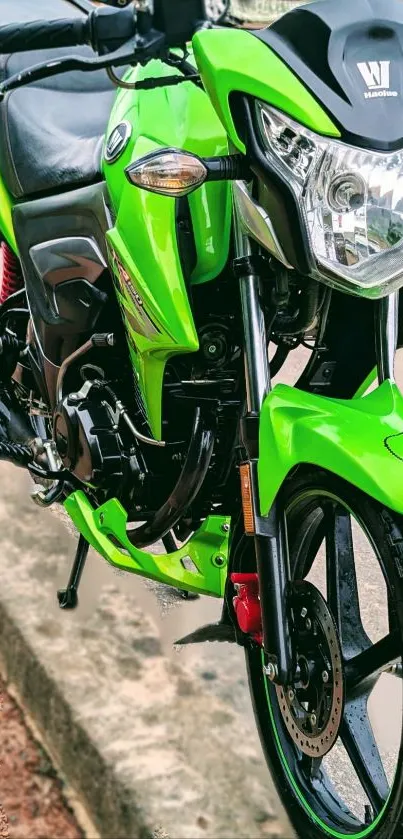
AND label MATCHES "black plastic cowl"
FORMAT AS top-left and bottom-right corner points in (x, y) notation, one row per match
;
(254, 0), (403, 152)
